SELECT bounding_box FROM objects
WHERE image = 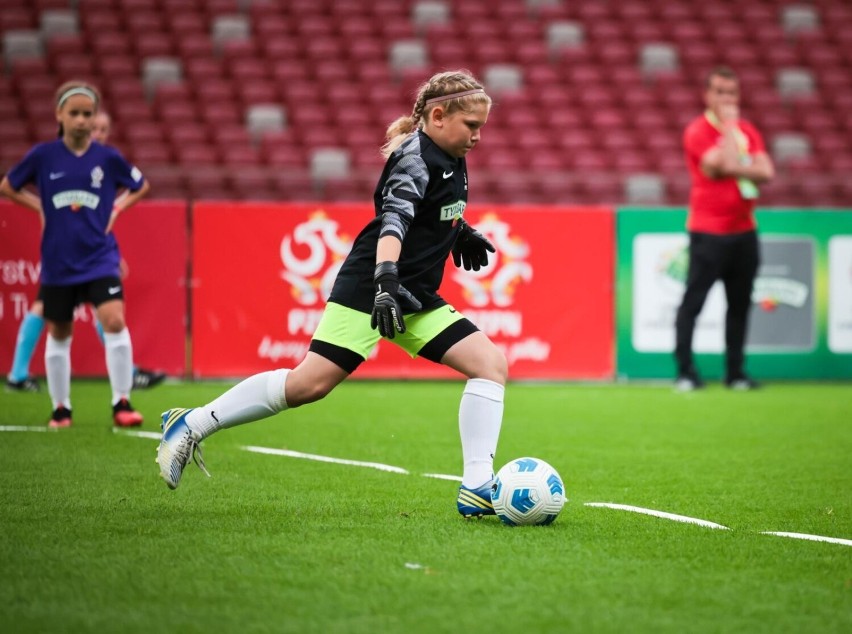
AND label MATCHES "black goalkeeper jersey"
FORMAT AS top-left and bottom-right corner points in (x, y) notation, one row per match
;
(329, 130), (469, 313)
